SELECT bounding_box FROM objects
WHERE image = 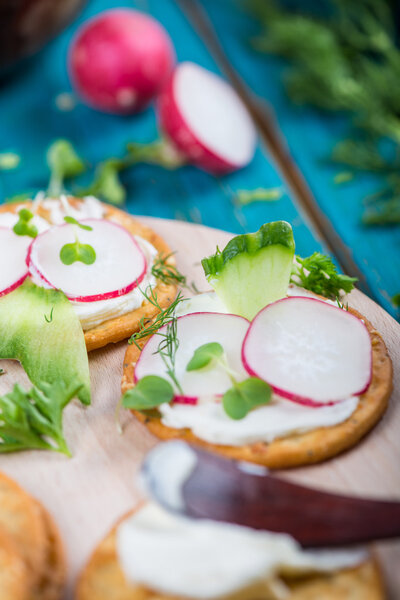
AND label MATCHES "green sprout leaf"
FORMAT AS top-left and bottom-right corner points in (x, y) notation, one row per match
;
(236, 187), (283, 205)
(392, 293), (400, 308)
(64, 216), (93, 231)
(122, 375), (174, 411)
(223, 378), (272, 420)
(60, 240), (96, 266)
(13, 208), (38, 238)
(78, 159), (126, 206)
(0, 152), (20, 170)
(47, 139), (85, 197)
(186, 342), (224, 372)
